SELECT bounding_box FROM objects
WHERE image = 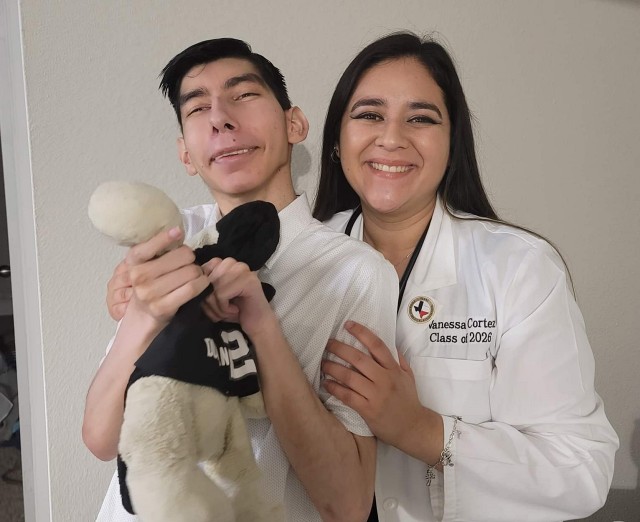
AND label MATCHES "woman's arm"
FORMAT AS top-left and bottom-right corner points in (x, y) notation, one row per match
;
(439, 248), (618, 520)
(325, 246), (618, 521)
